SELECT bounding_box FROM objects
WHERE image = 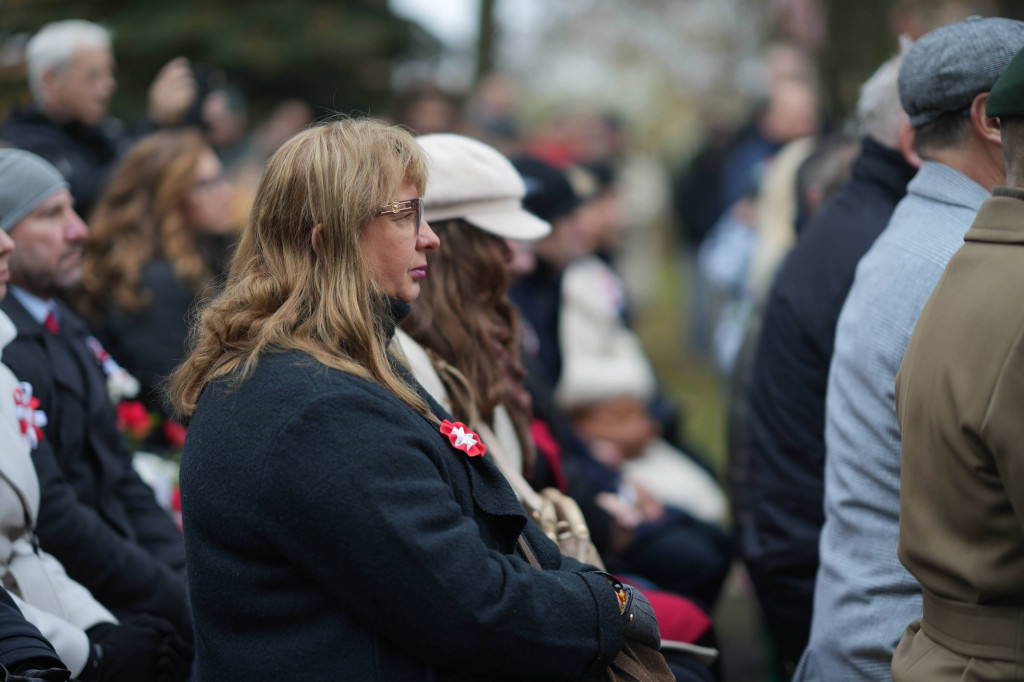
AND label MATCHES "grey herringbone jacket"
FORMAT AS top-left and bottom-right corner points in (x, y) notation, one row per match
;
(793, 161), (991, 682)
